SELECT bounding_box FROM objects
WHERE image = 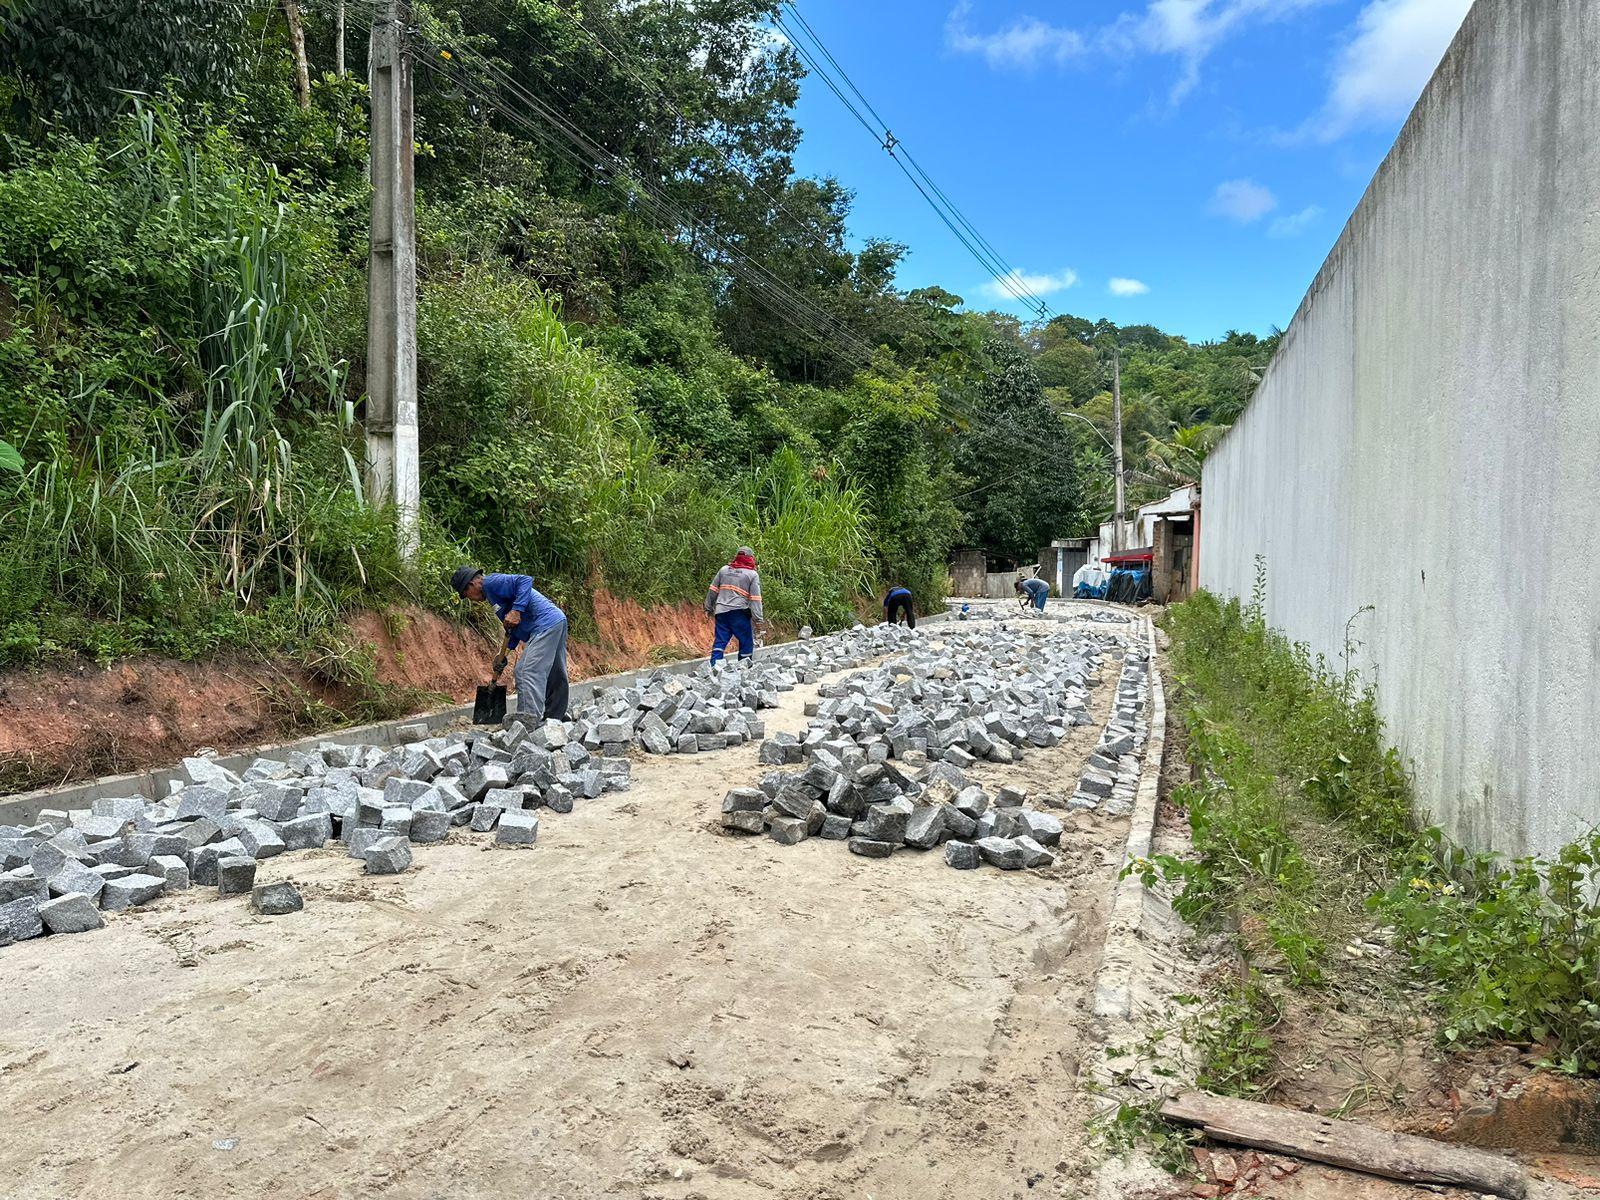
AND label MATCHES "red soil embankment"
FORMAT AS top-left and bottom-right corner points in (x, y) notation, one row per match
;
(0, 594), (715, 795)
